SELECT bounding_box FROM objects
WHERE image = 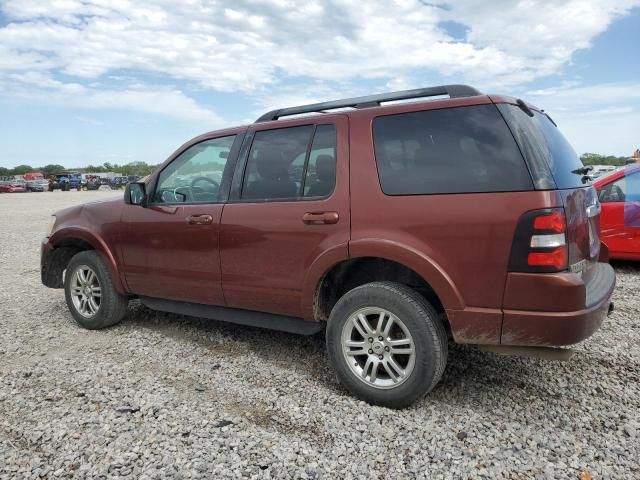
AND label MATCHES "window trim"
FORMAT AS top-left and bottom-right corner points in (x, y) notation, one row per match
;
(229, 122), (337, 204)
(148, 133), (244, 207)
